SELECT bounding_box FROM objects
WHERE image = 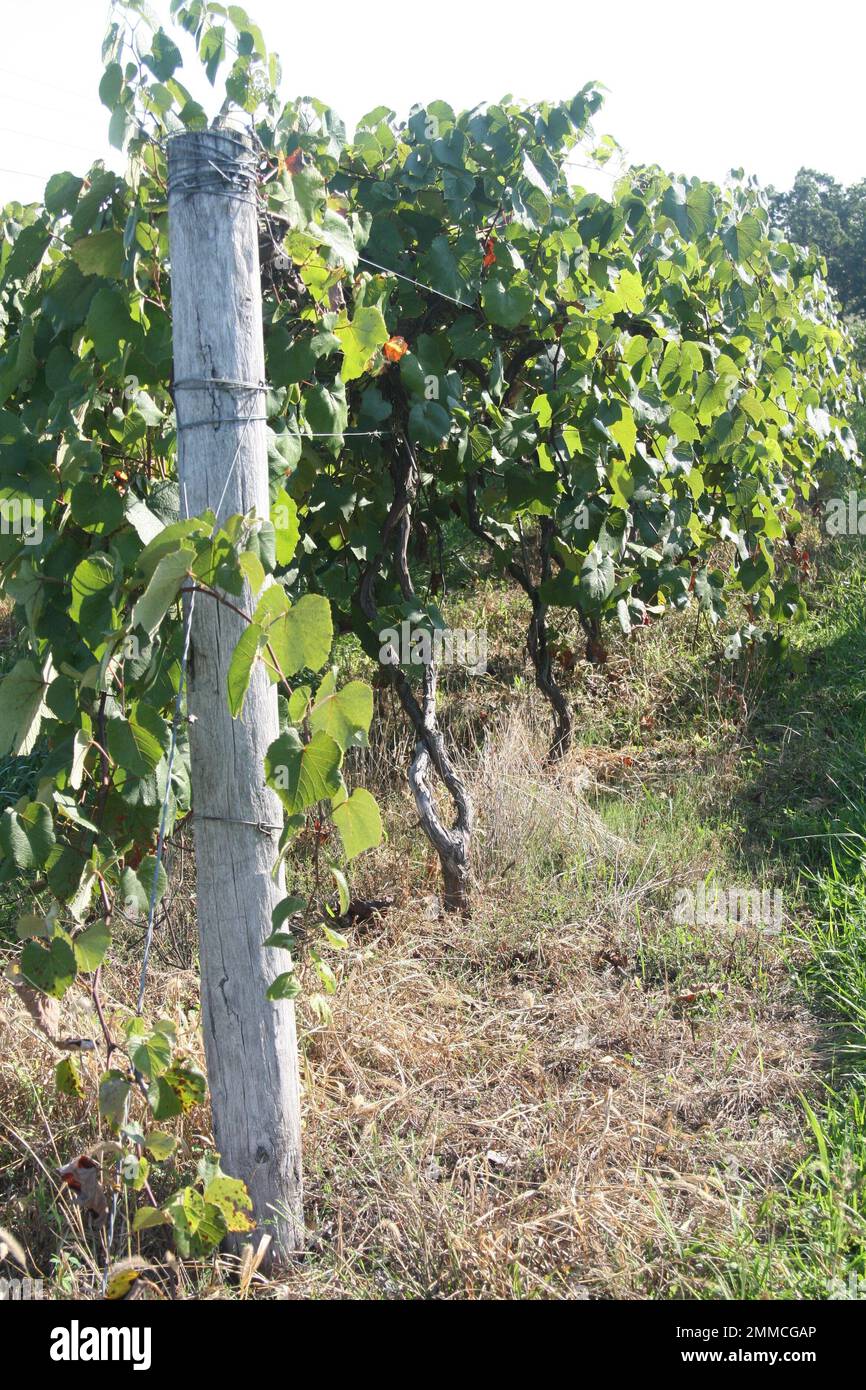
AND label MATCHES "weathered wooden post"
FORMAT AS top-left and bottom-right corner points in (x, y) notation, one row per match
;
(167, 129), (303, 1262)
